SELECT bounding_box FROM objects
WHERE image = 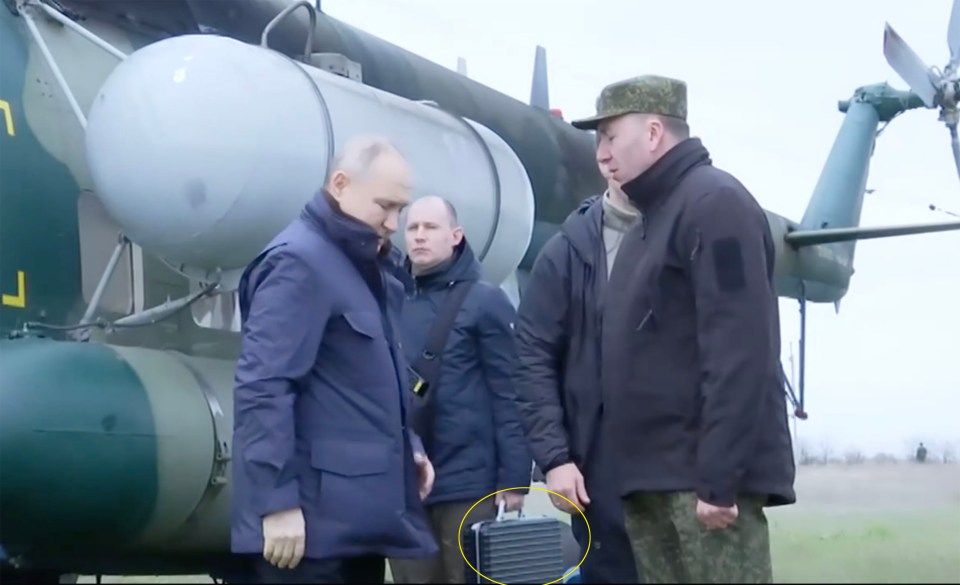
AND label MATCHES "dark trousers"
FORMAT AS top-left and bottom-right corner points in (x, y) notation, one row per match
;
(229, 554), (385, 584)
(573, 429), (642, 584)
(622, 491), (773, 584)
(388, 499), (497, 584)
